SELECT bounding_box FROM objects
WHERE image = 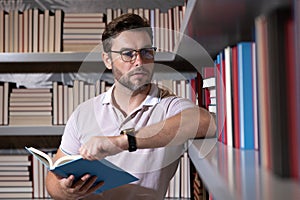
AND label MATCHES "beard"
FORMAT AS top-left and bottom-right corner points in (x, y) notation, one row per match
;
(112, 65), (154, 92)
